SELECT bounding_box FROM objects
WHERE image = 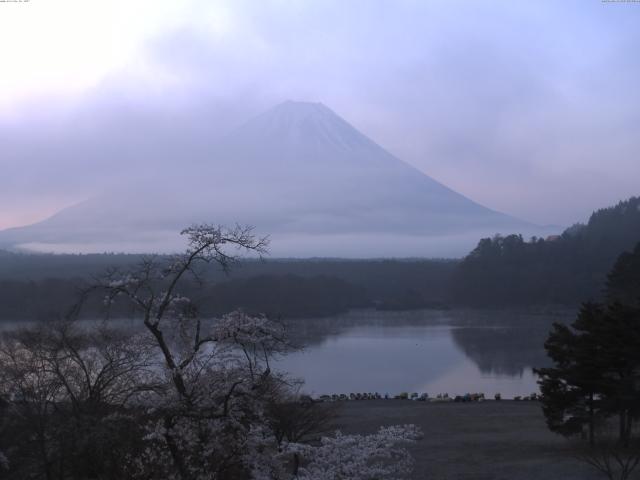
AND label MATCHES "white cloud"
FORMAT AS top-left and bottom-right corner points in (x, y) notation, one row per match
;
(0, 0), (639, 231)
